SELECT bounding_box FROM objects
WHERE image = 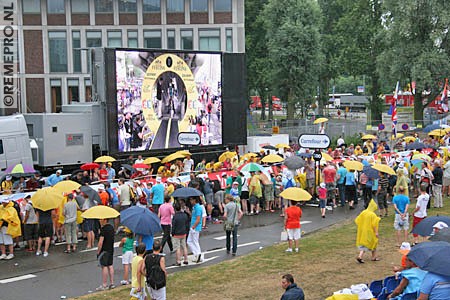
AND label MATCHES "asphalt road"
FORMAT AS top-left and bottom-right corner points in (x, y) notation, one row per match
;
(0, 204), (361, 300)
